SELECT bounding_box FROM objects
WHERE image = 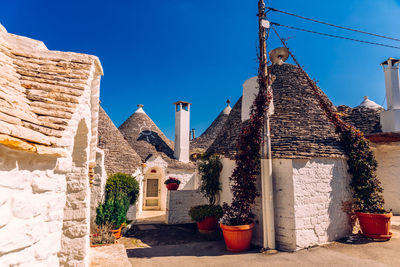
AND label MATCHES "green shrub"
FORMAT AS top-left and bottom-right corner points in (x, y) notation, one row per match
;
(105, 173), (139, 205)
(95, 192), (129, 229)
(96, 173), (139, 229)
(198, 154), (222, 205)
(189, 154), (223, 223)
(189, 205), (223, 222)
